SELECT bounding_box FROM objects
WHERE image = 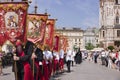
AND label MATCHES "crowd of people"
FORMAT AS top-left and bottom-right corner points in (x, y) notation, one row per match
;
(88, 49), (120, 71)
(1, 39), (120, 80)
(0, 40), (83, 80)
